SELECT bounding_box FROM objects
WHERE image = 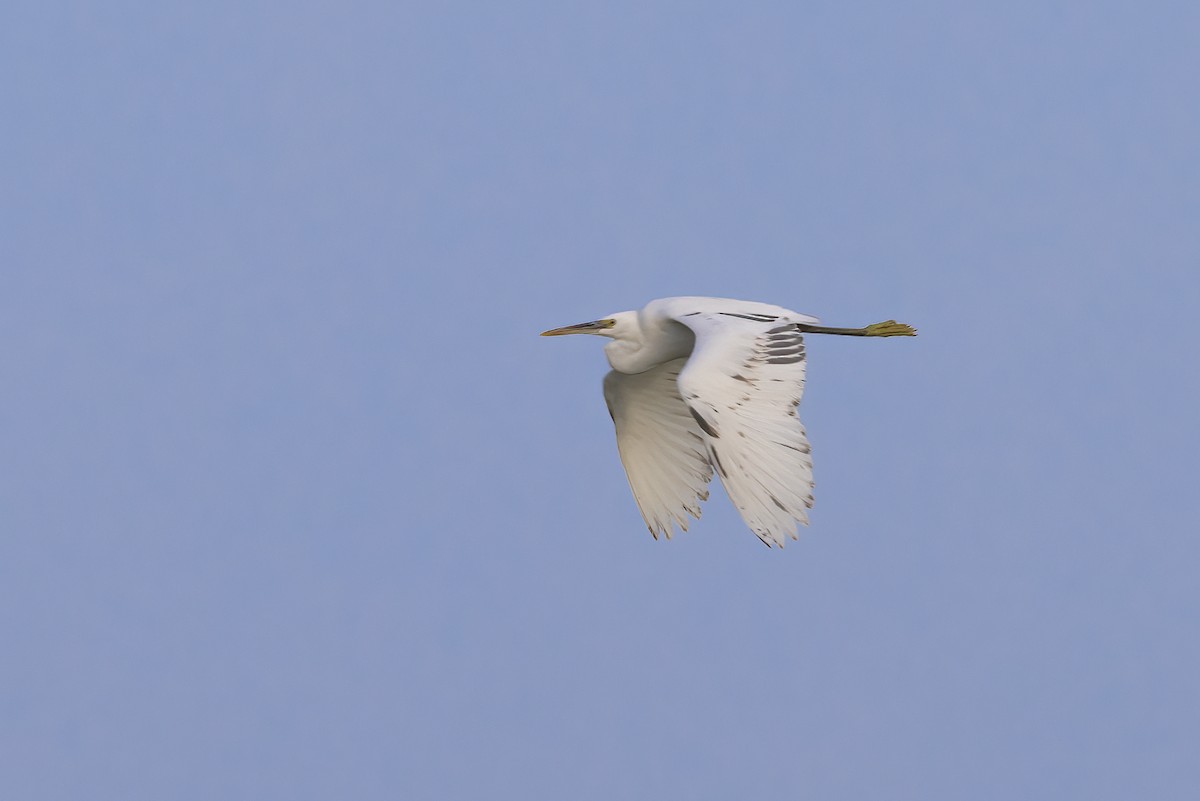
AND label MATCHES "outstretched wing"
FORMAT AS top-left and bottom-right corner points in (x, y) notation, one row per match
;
(664, 305), (816, 547)
(603, 359), (715, 539)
